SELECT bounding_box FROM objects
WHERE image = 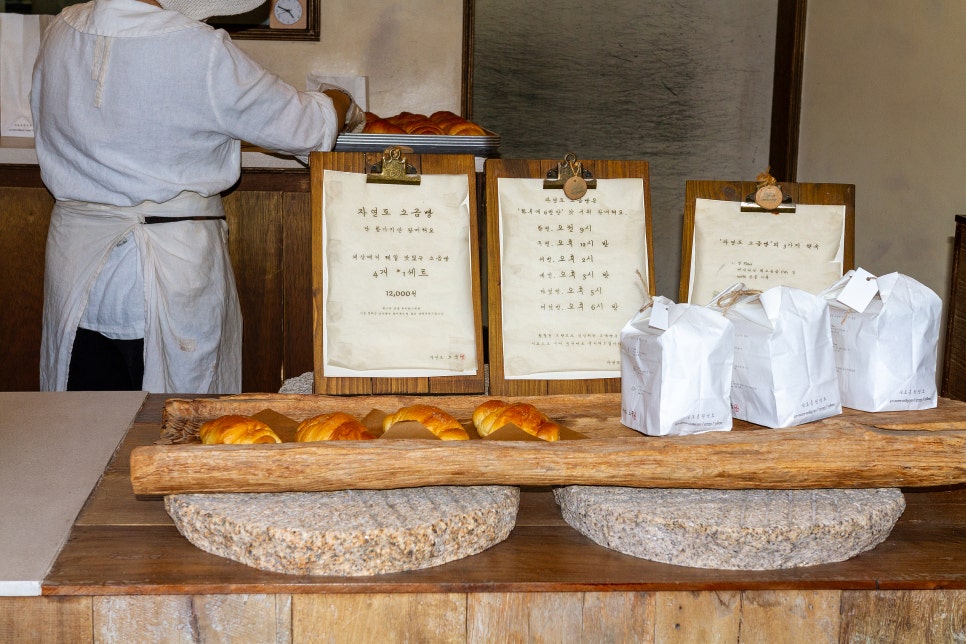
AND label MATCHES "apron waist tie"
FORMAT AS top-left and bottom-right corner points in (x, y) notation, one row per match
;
(143, 215), (226, 224)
